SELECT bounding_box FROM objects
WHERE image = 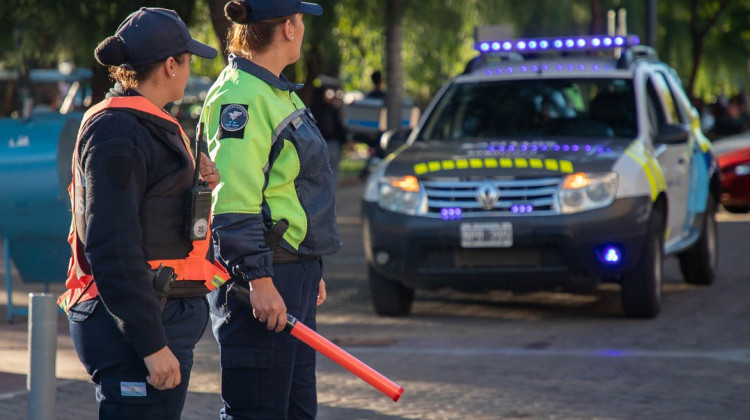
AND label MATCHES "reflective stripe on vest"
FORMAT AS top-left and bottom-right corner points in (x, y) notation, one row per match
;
(58, 97), (230, 312)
